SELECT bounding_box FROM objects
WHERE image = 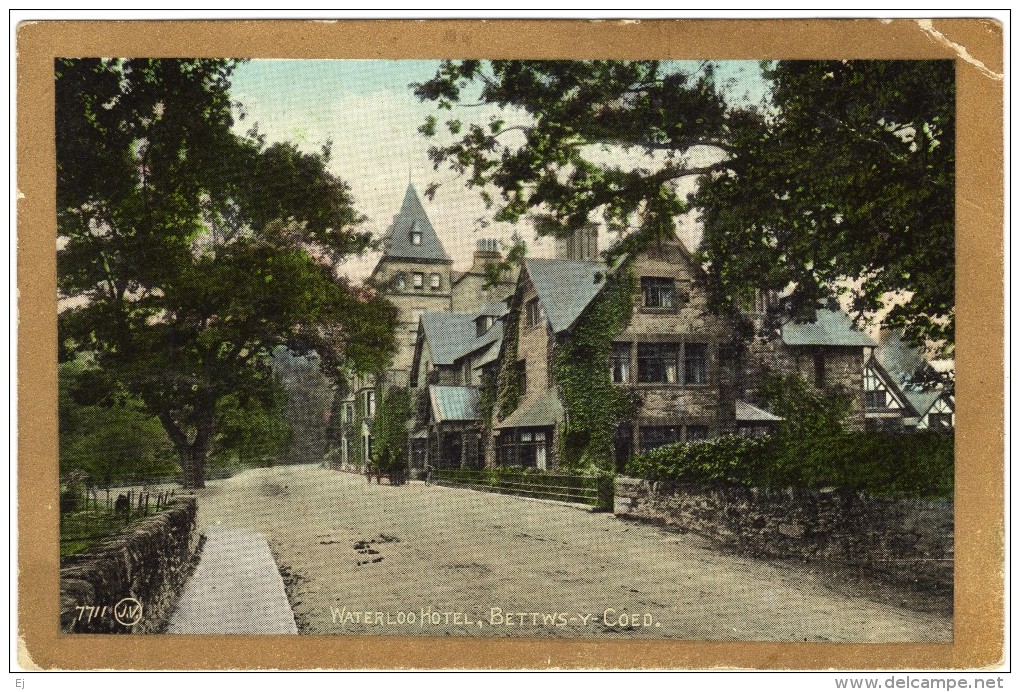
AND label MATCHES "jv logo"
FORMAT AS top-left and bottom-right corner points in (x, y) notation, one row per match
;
(114, 597), (143, 626)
